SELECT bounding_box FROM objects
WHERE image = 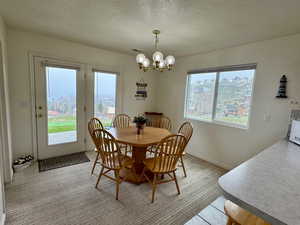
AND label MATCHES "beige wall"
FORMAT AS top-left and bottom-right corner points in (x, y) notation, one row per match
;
(156, 34), (300, 169)
(7, 29), (157, 159)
